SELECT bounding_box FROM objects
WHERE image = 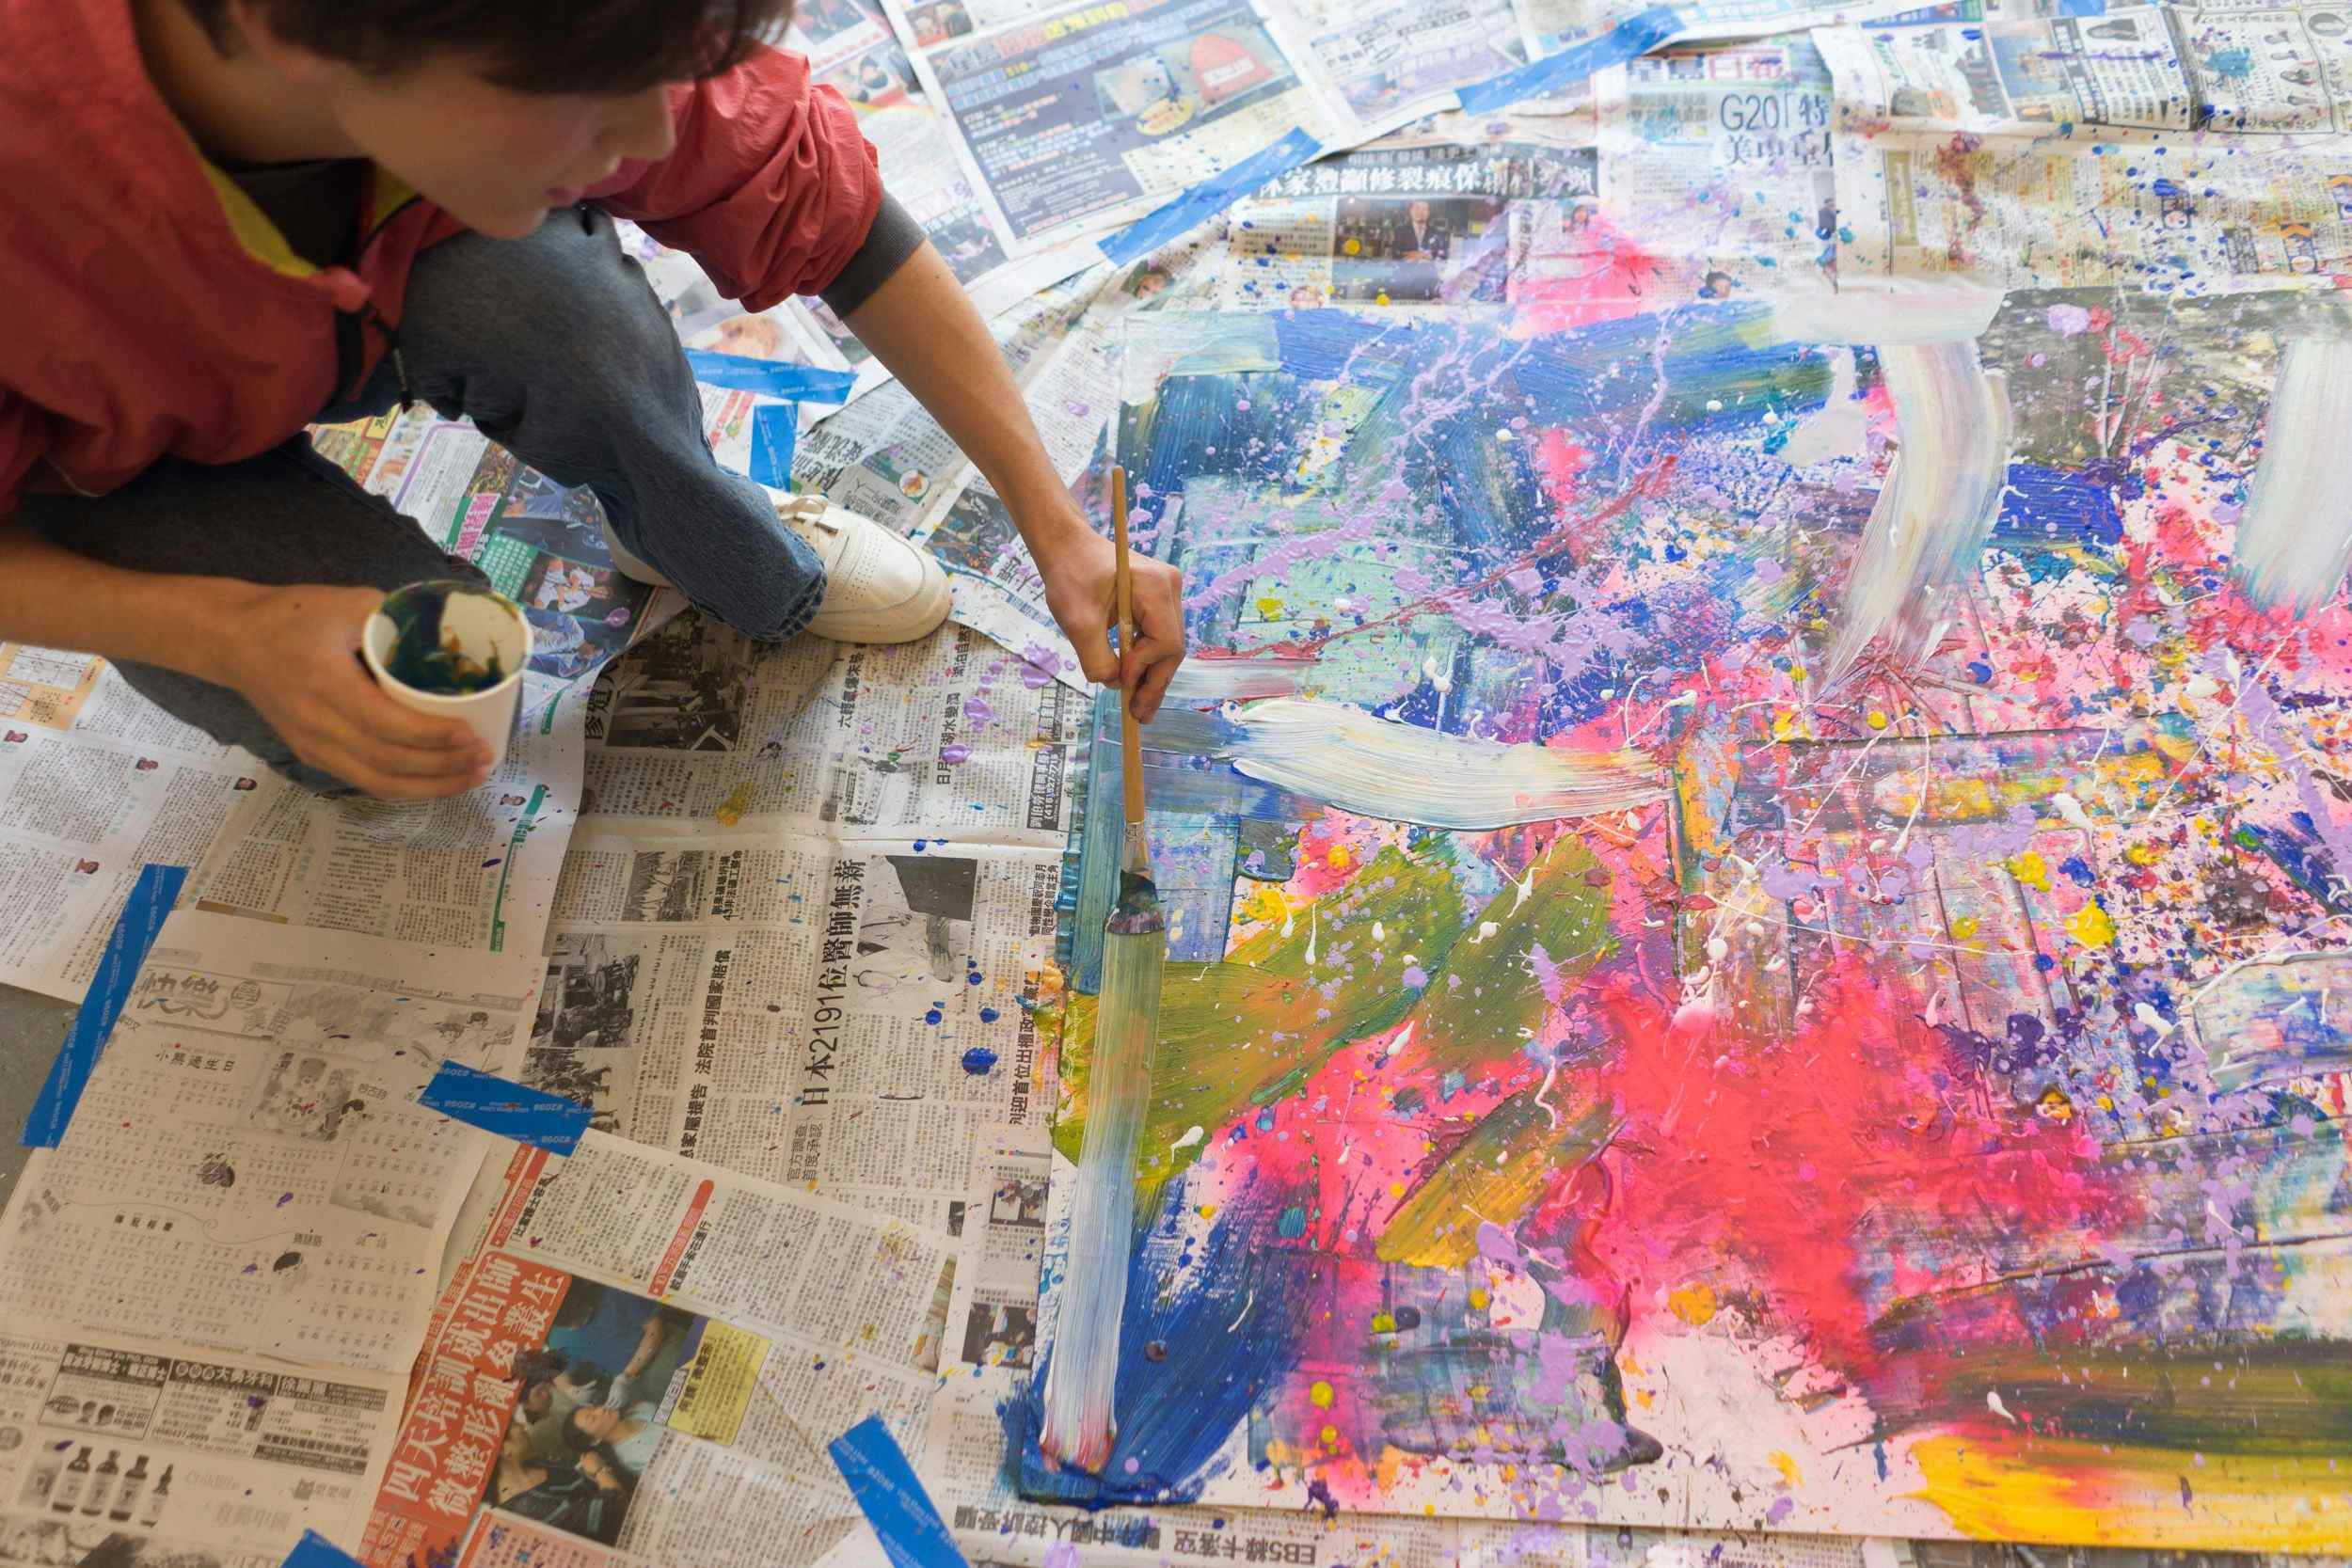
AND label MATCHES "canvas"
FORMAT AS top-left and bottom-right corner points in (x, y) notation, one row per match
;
(1017, 296), (2352, 1548)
